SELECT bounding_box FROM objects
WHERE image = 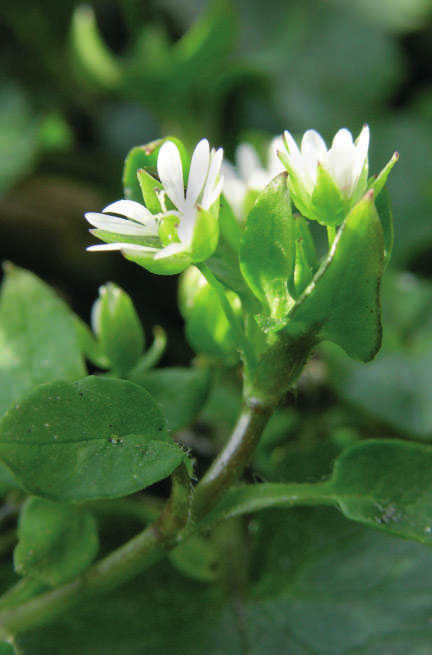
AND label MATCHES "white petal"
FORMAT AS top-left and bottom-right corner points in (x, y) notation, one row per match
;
(102, 200), (154, 224)
(352, 124), (370, 182)
(157, 141), (185, 210)
(204, 177), (224, 210)
(283, 131), (301, 159)
(327, 129), (357, 193)
(87, 242), (158, 253)
(85, 212), (156, 236)
(237, 144), (262, 183)
(268, 137), (286, 177)
(154, 242), (187, 260)
(301, 130), (327, 161)
(331, 128), (354, 152)
(186, 139), (210, 207)
(202, 148), (223, 207)
(176, 208), (196, 245)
